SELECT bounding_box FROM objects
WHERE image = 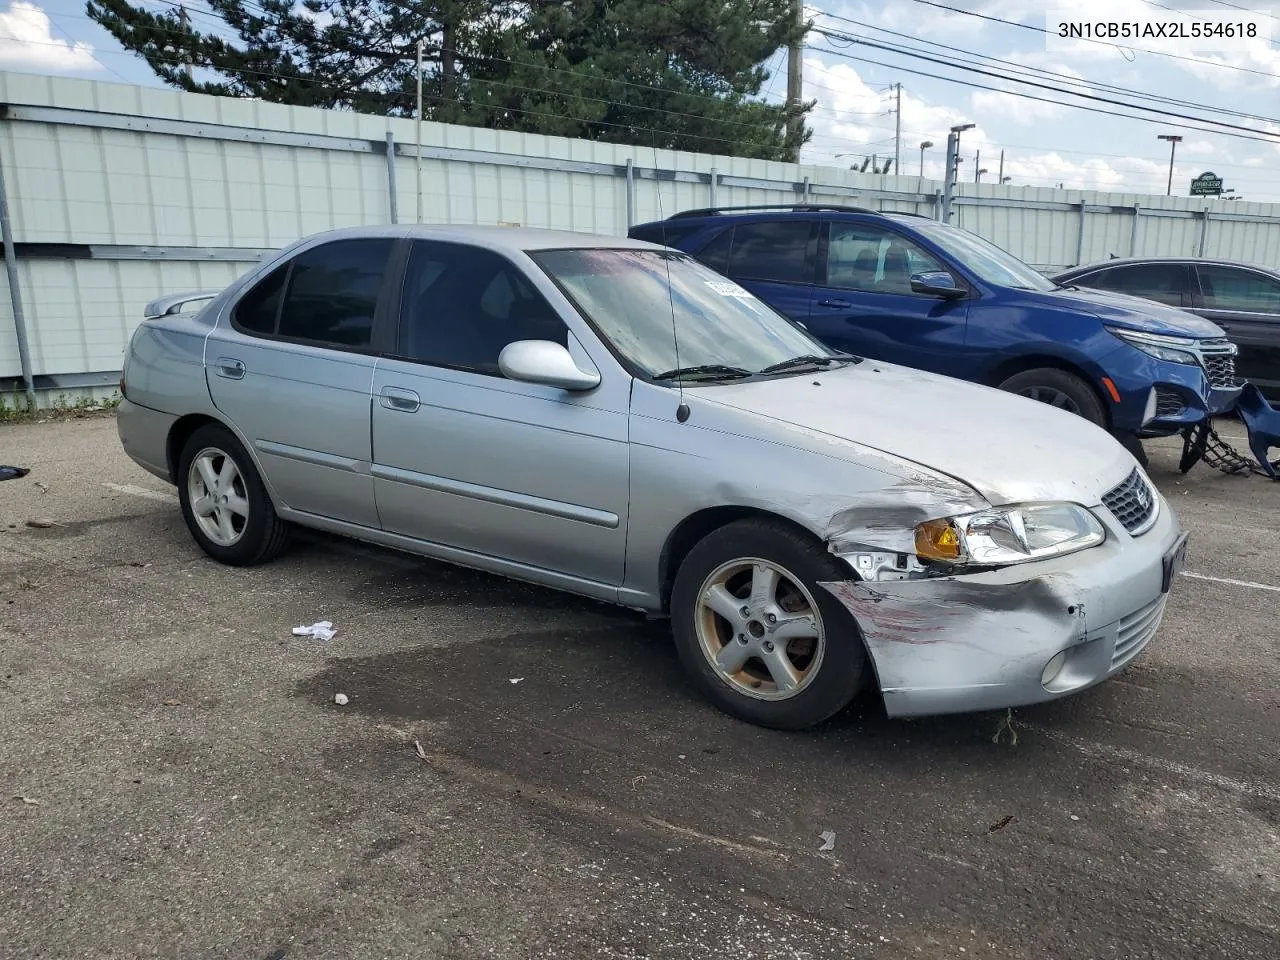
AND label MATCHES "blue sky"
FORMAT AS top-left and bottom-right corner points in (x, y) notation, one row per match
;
(2, 0), (1278, 201)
